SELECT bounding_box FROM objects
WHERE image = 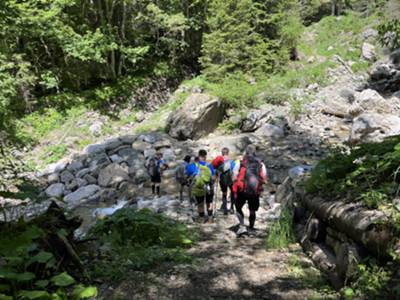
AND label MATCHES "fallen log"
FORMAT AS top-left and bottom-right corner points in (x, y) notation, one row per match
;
(301, 196), (393, 257)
